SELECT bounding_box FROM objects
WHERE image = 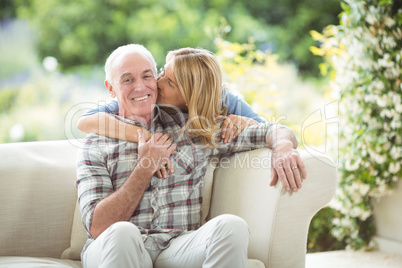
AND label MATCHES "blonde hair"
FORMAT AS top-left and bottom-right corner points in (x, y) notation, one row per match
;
(166, 48), (227, 148)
